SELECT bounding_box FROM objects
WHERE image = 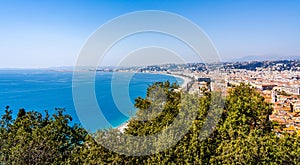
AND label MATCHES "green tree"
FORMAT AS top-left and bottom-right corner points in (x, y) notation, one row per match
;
(1, 82), (300, 164)
(0, 108), (87, 164)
